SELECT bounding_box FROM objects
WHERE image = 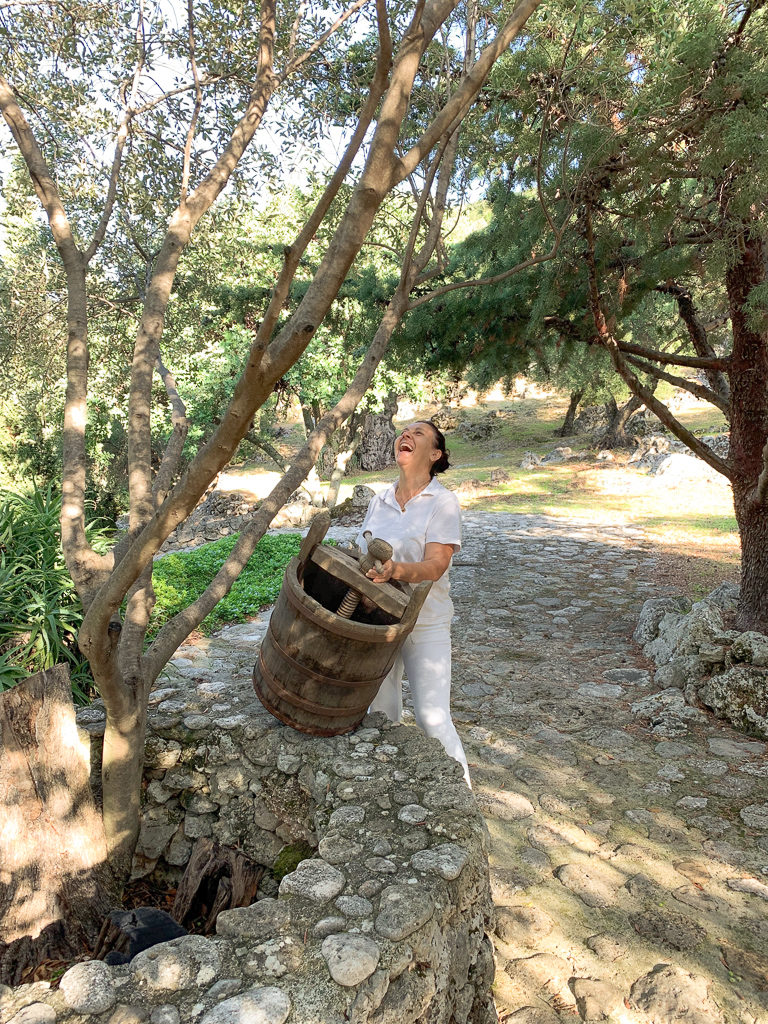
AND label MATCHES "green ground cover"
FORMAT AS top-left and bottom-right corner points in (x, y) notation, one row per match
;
(150, 532), (302, 638)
